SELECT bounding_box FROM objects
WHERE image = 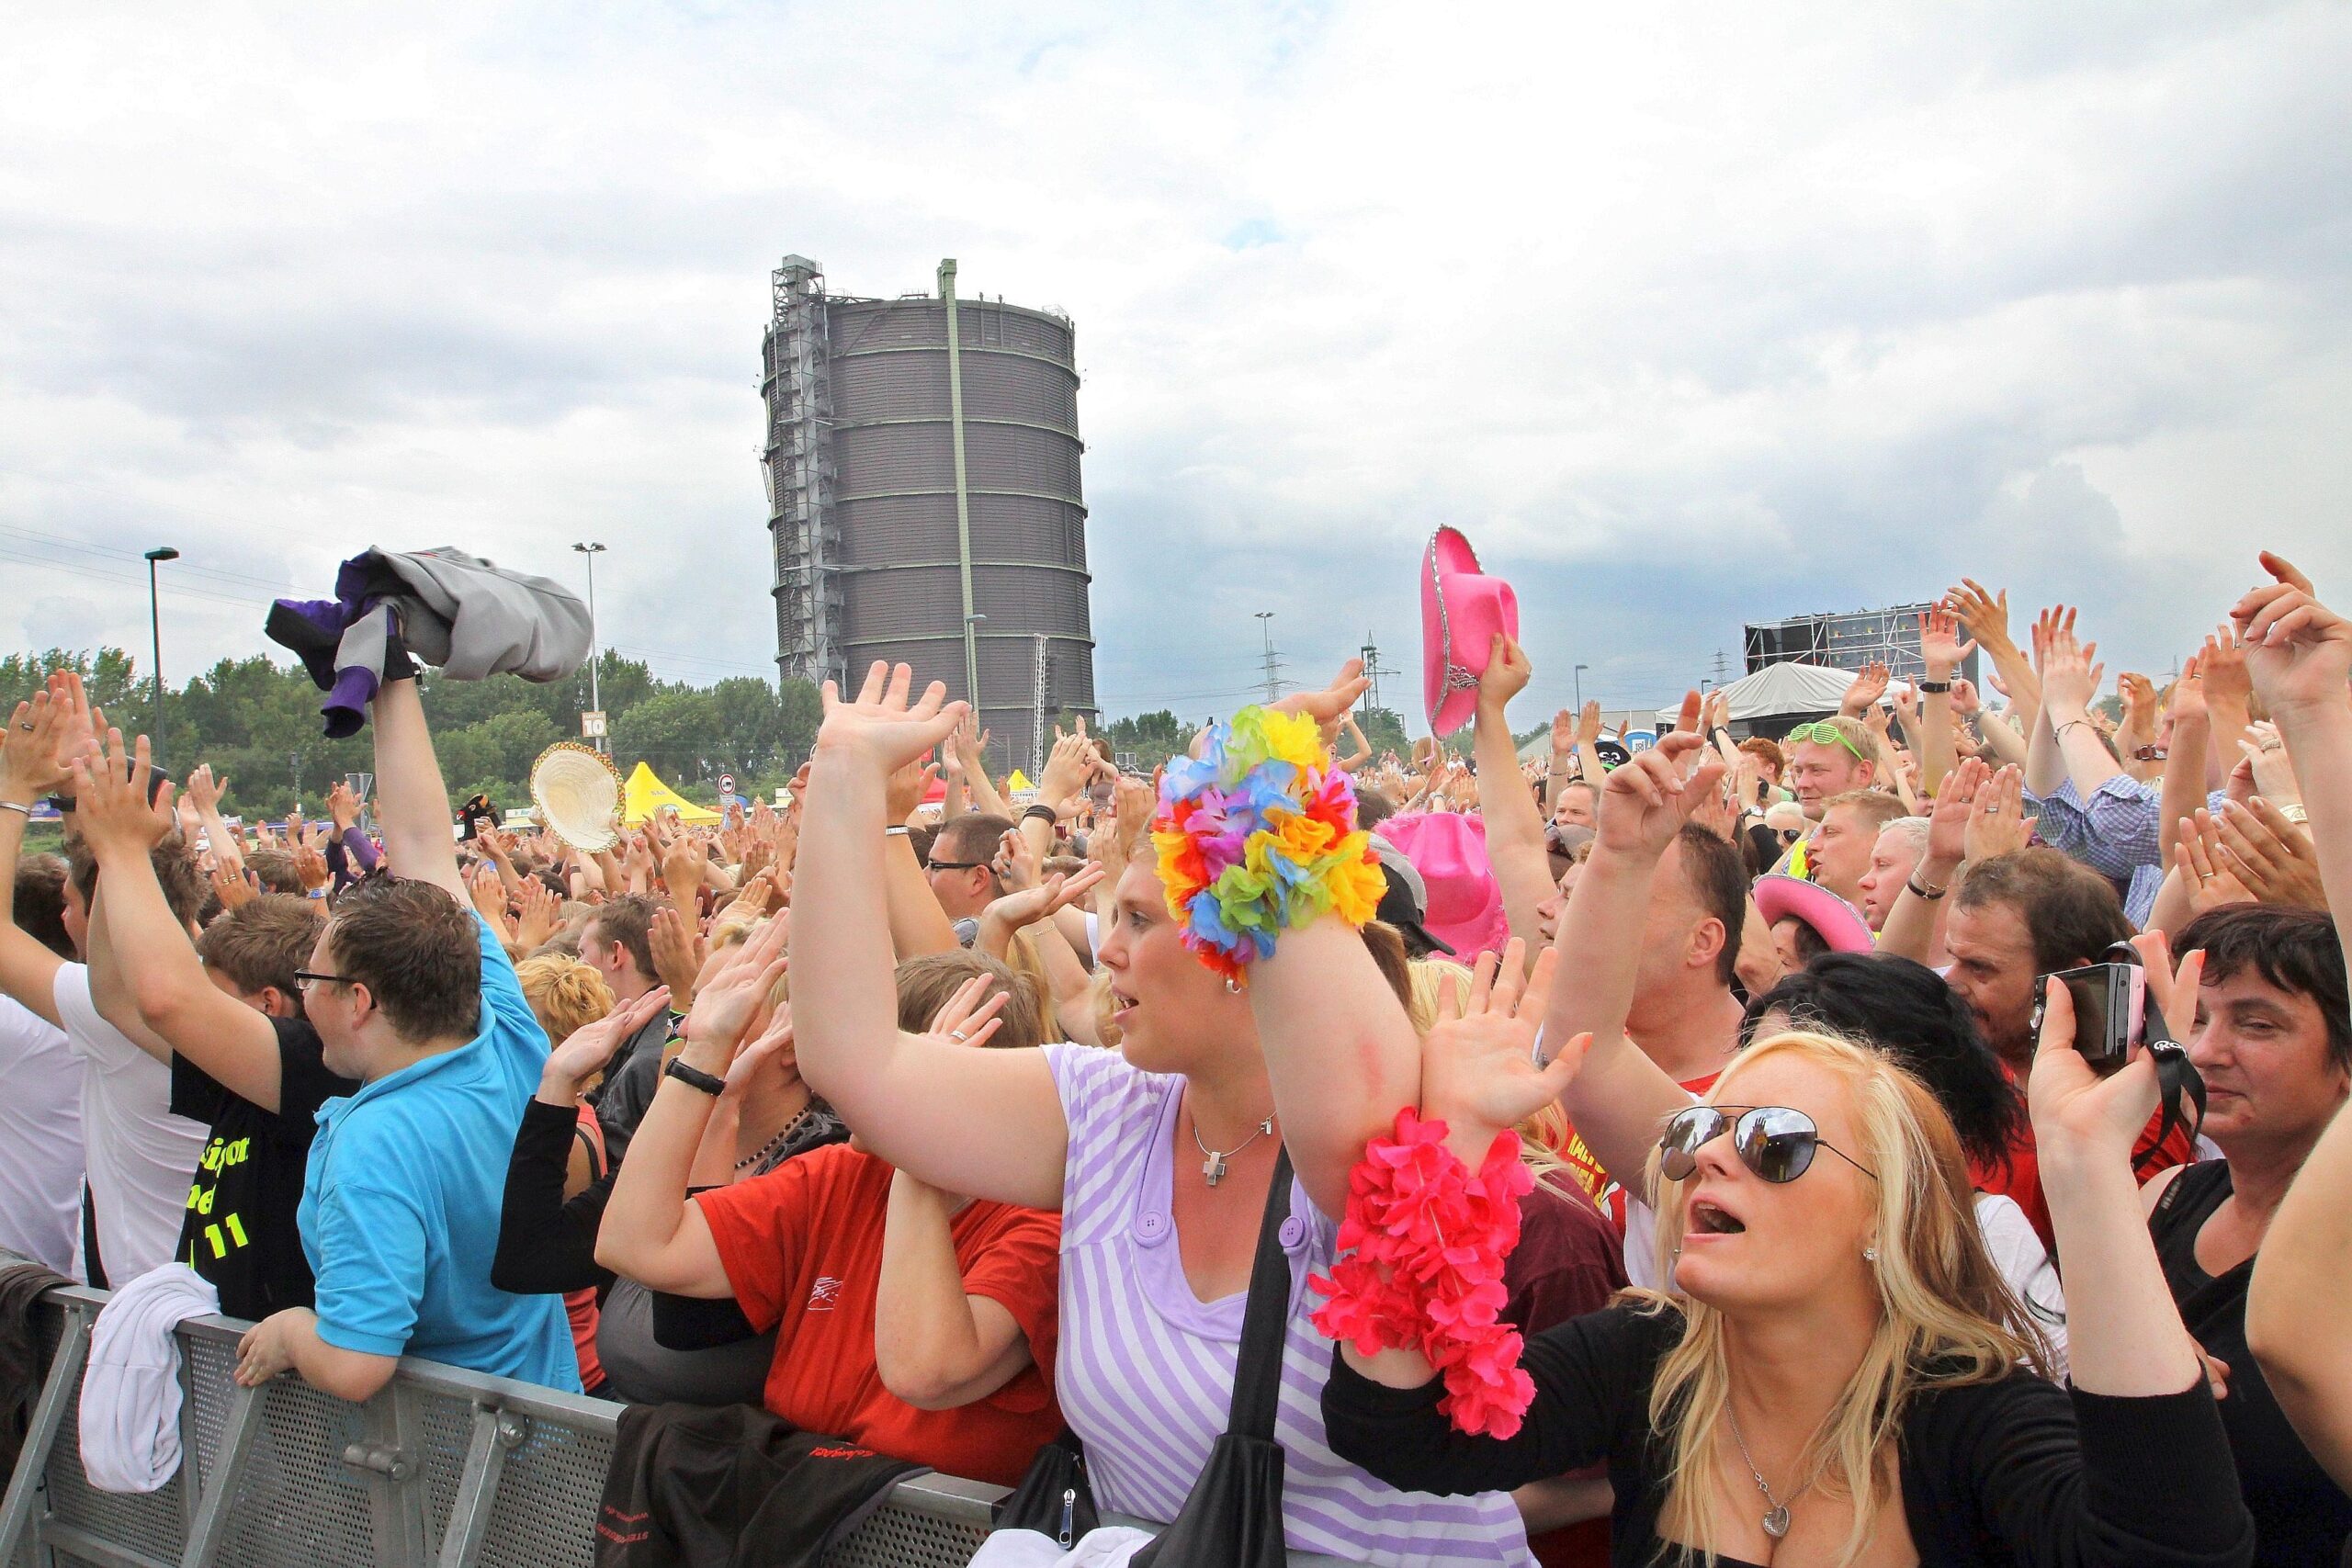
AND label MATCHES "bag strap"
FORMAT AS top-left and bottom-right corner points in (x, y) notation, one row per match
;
(1225, 1146), (1298, 1443)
